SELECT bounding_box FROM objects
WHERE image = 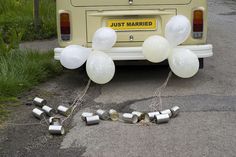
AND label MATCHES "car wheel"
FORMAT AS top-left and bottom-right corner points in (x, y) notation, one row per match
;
(199, 58), (204, 69)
